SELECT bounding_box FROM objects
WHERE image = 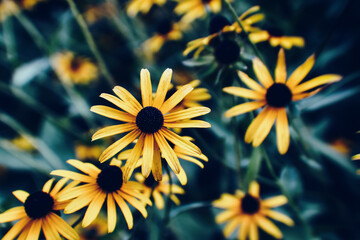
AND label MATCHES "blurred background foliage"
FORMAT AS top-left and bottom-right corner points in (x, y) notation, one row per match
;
(0, 0), (359, 239)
